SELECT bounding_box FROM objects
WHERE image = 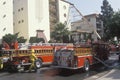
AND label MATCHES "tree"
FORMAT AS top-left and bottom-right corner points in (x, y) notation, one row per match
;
(108, 11), (120, 40)
(29, 37), (45, 43)
(17, 36), (27, 43)
(2, 33), (27, 46)
(2, 33), (19, 46)
(100, 0), (114, 41)
(51, 23), (70, 43)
